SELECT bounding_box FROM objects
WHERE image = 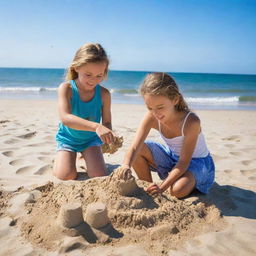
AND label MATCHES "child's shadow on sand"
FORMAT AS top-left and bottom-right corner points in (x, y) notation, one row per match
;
(192, 182), (256, 219)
